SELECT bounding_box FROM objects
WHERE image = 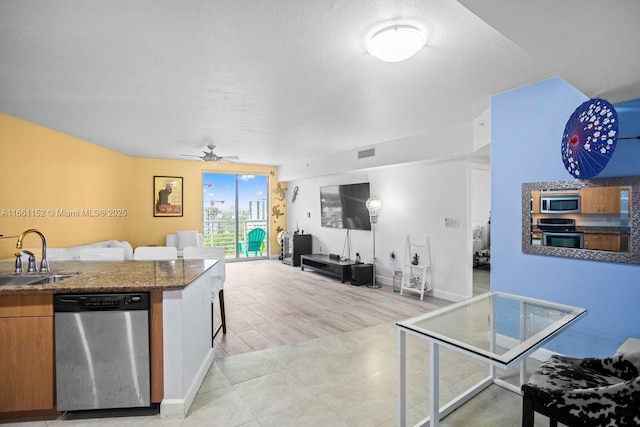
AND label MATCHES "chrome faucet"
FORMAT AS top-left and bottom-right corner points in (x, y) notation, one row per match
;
(15, 250), (37, 273)
(16, 229), (49, 273)
(14, 252), (23, 273)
